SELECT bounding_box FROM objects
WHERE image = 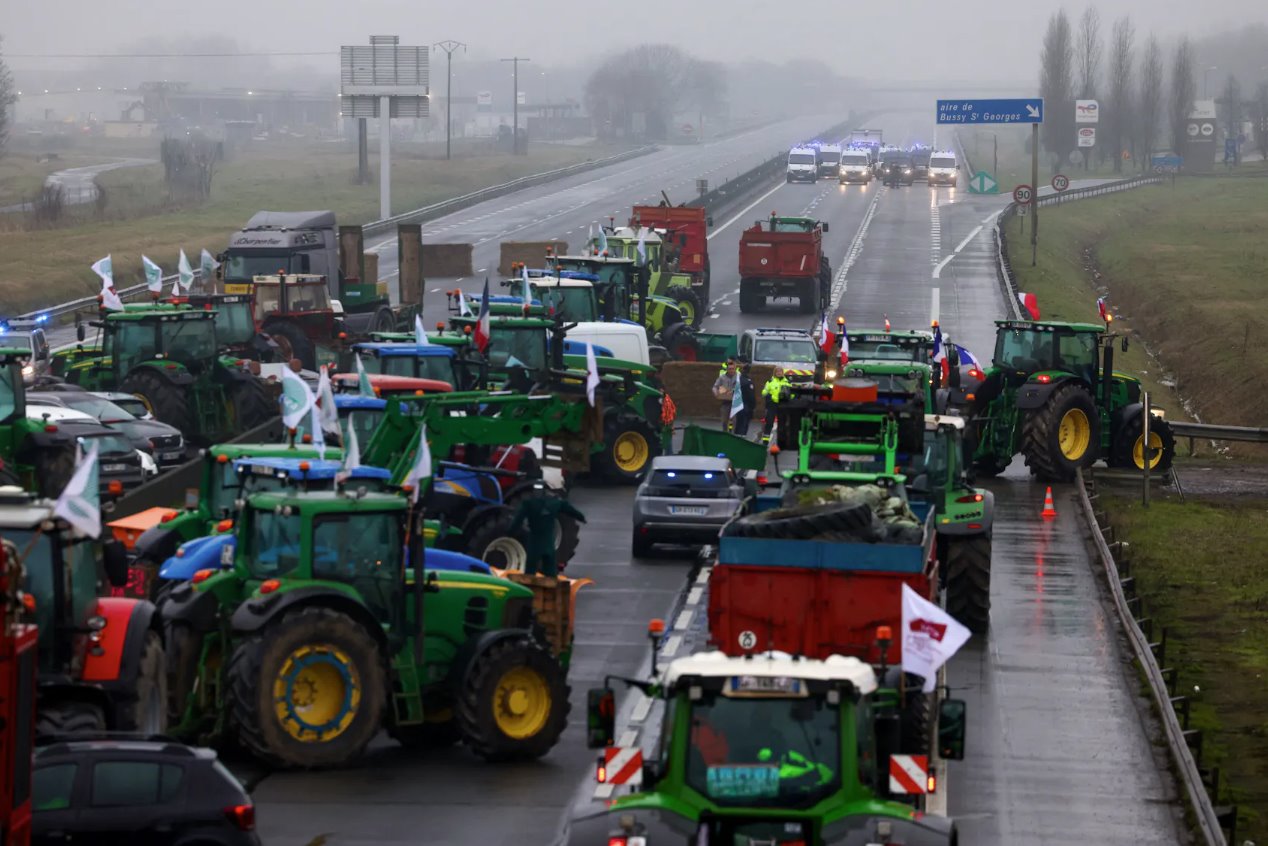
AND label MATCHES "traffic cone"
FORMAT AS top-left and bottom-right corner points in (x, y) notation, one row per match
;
(1041, 486), (1057, 521)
